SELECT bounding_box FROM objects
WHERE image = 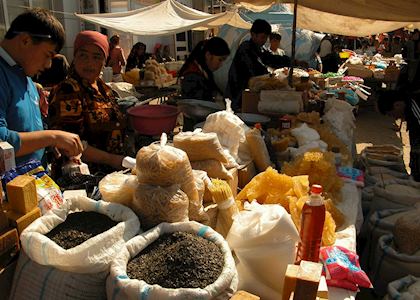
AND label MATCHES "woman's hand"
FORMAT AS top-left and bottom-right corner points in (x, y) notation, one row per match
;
(51, 130), (84, 157)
